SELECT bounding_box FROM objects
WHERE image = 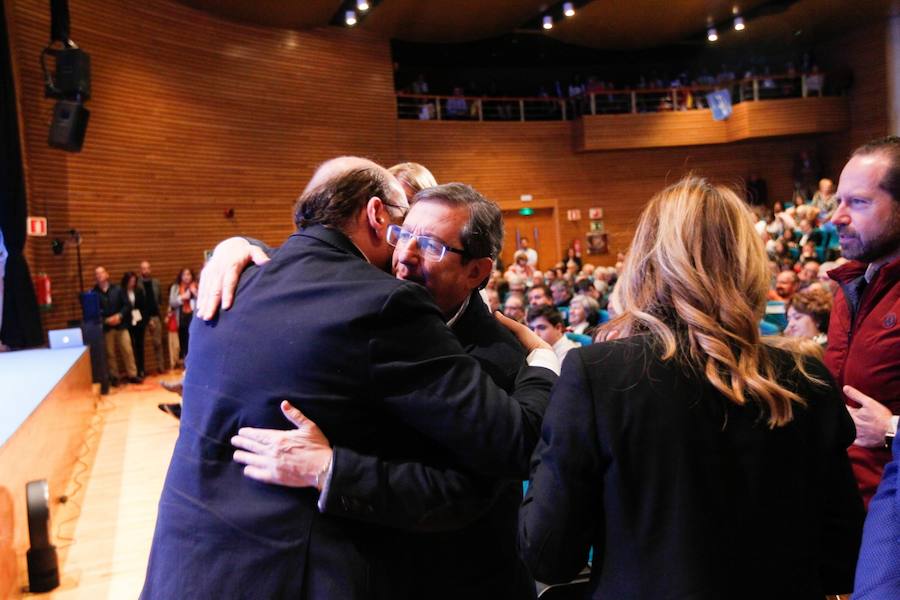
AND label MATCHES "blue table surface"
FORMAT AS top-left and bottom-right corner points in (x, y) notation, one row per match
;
(0, 347), (87, 446)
